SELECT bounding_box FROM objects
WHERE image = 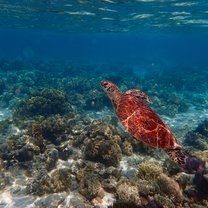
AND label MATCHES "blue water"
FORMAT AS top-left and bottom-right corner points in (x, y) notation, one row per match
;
(0, 0), (208, 66)
(0, 1), (208, 208)
(1, 29), (208, 68)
